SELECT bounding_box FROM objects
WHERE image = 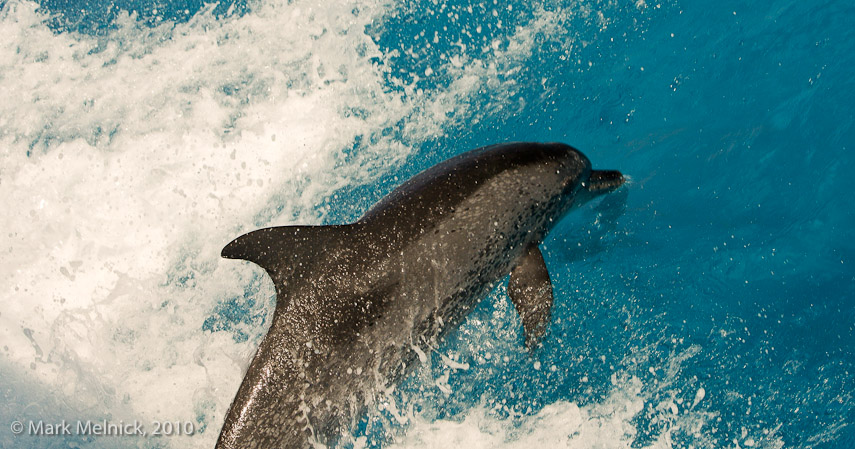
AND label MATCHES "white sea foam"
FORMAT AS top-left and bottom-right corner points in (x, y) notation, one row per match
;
(0, 0), (592, 446)
(389, 376), (663, 449)
(1, 2), (415, 440)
